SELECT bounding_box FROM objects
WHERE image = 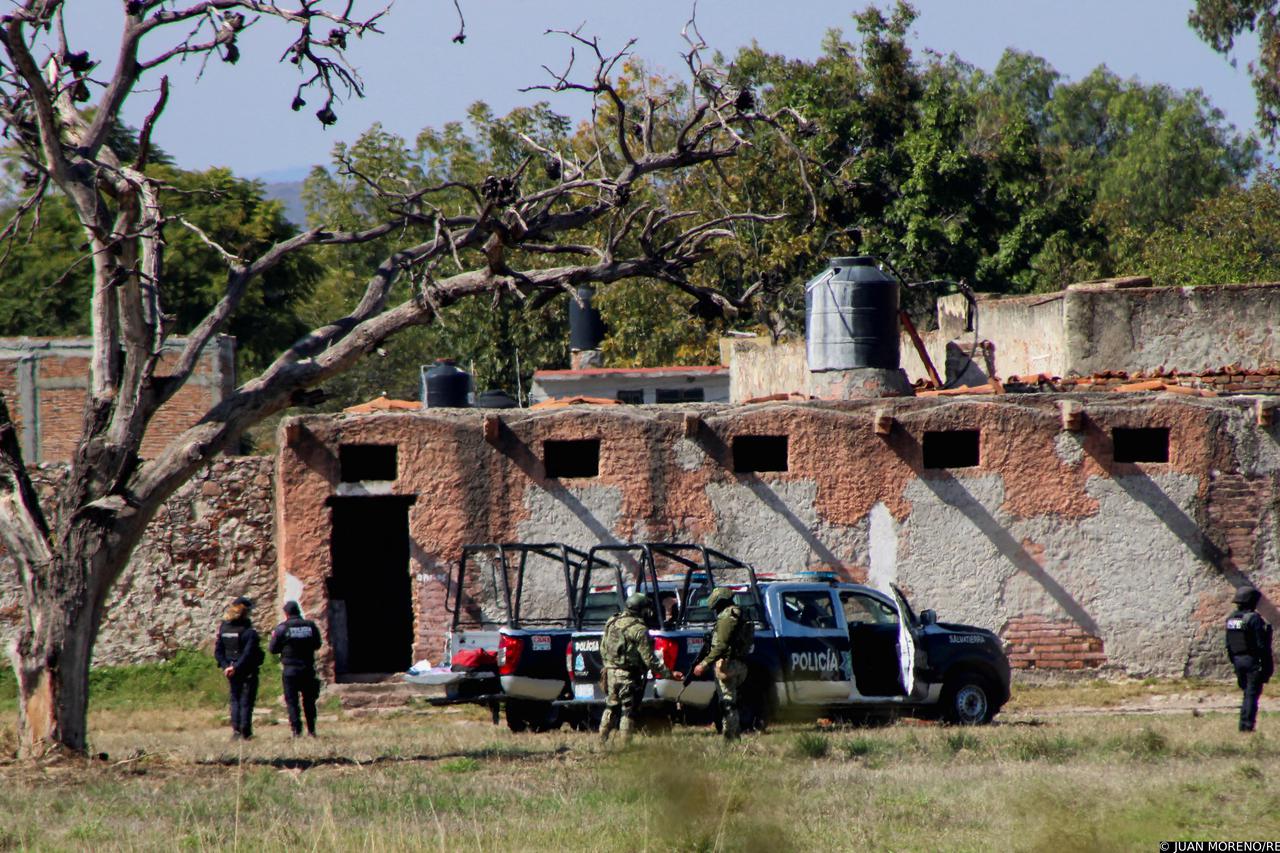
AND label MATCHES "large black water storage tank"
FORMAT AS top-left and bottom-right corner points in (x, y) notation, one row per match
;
(423, 359), (471, 407)
(474, 389), (518, 409)
(569, 286), (605, 351)
(804, 256), (900, 371)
